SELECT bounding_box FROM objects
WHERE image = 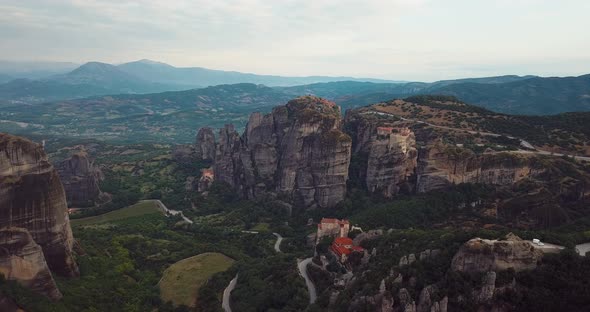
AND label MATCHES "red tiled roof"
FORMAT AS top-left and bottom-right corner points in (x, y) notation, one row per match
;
(334, 237), (354, 245)
(331, 245), (351, 256)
